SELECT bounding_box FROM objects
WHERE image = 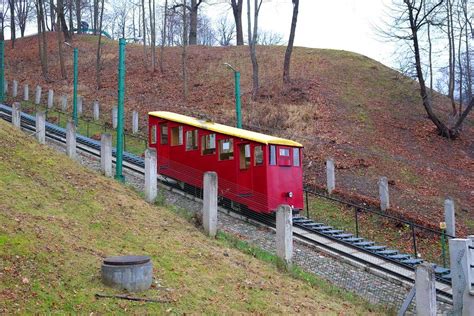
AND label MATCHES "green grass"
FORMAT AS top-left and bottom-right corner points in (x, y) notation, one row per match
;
(0, 119), (386, 314)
